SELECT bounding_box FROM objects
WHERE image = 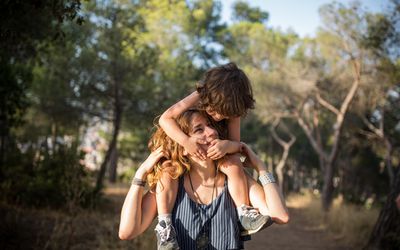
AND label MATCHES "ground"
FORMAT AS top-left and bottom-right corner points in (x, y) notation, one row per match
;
(244, 207), (352, 250)
(106, 185), (355, 250)
(0, 184), (356, 250)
